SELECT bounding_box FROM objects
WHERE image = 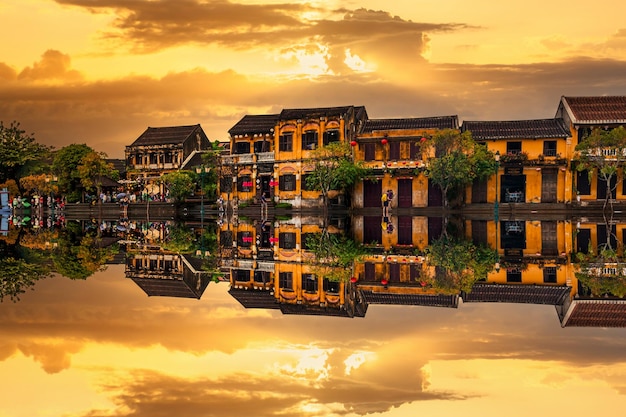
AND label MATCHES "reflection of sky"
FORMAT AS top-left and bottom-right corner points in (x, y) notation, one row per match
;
(1, 265), (625, 417)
